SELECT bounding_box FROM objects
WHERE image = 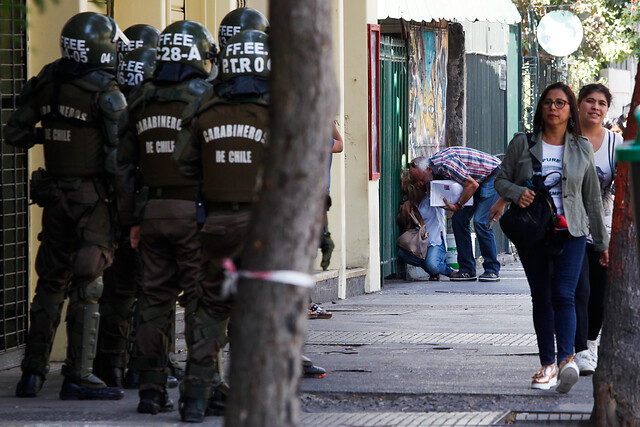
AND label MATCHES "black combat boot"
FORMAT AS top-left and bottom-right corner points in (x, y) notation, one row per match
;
(137, 389), (174, 414)
(15, 372), (45, 397)
(180, 397), (207, 423)
(59, 377), (124, 400)
(205, 387), (227, 416)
